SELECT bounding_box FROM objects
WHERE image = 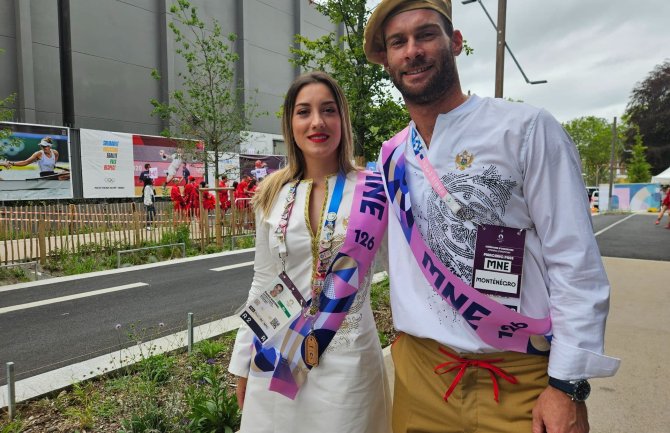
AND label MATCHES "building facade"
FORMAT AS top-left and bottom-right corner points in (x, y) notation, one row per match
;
(0, 0), (336, 152)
